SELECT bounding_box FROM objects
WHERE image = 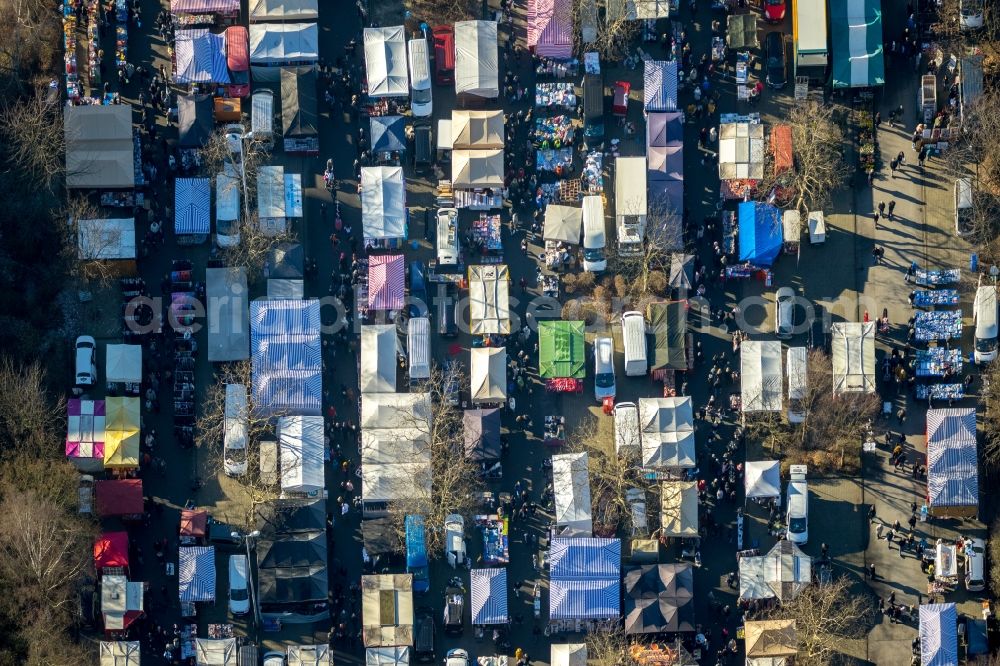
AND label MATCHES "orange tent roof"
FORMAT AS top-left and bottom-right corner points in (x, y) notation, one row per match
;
(95, 531), (129, 569)
(180, 509), (208, 537)
(772, 125), (793, 175)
